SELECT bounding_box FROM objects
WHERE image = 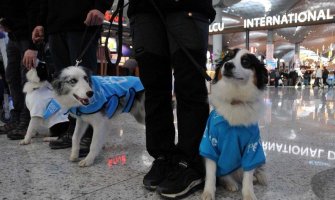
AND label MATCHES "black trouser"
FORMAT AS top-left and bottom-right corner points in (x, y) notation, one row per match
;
(323, 77), (328, 86)
(314, 77), (321, 87)
(48, 31), (99, 72)
(49, 31), (99, 138)
(5, 39), (30, 123)
(130, 12), (210, 173)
